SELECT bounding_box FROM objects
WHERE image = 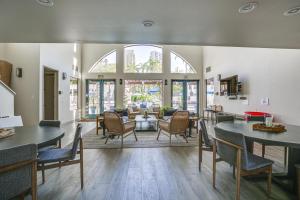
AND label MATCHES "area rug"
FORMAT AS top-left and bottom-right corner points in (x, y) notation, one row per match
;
(83, 128), (199, 149)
